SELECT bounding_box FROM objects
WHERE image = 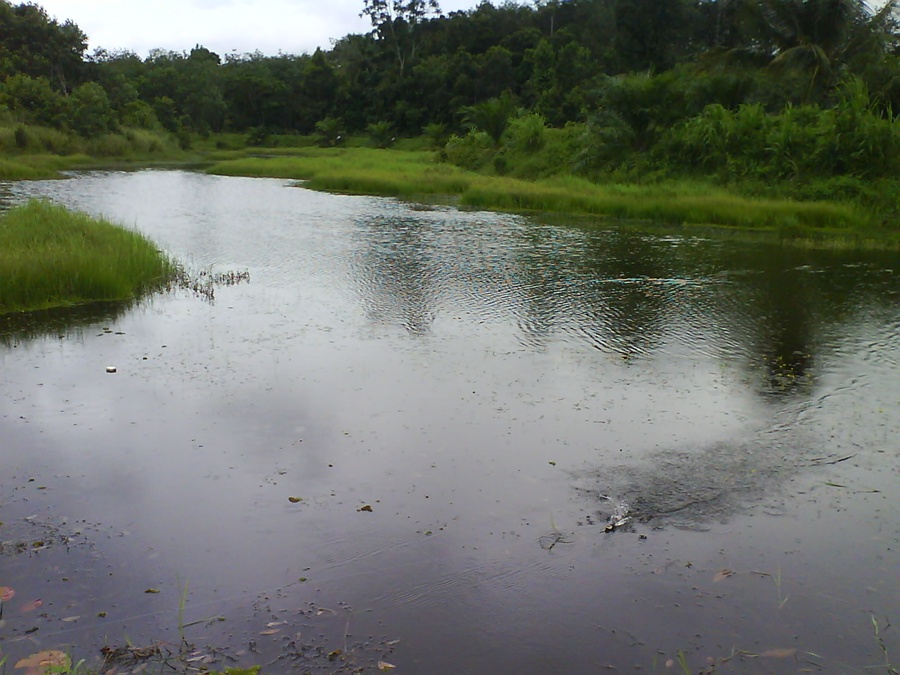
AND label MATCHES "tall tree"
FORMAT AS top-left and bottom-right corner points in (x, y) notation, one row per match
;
(360, 0), (441, 75)
(0, 0), (86, 90)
